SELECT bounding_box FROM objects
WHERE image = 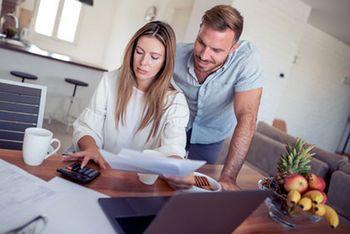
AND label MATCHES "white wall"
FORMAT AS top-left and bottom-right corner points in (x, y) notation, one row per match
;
(102, 0), (156, 70)
(276, 25), (350, 151)
(233, 0), (311, 123)
(183, 0), (232, 42)
(232, 0), (350, 152)
(155, 0), (194, 42)
(103, 0), (196, 70)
